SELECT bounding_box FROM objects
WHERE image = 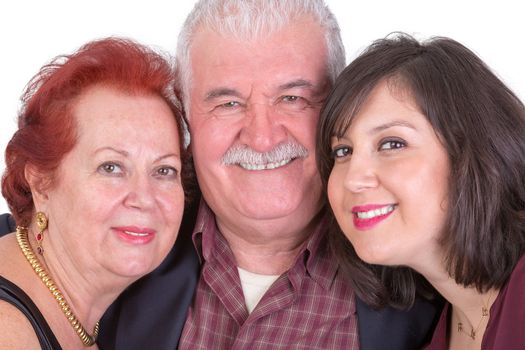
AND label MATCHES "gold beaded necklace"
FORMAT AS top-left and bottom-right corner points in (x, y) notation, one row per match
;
(16, 226), (100, 347)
